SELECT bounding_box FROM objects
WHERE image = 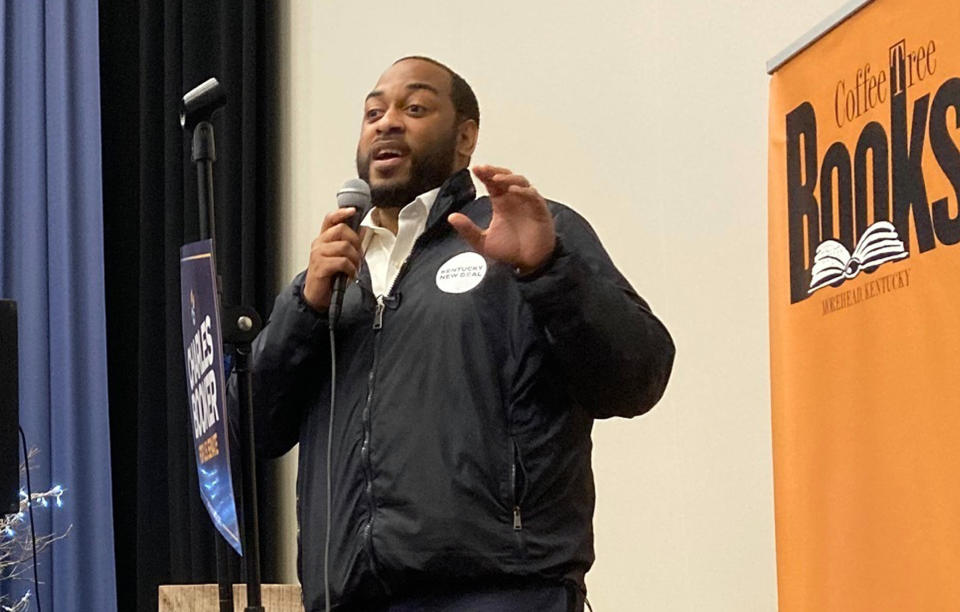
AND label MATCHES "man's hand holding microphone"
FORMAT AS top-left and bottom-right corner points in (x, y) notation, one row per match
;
(302, 180), (371, 327)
